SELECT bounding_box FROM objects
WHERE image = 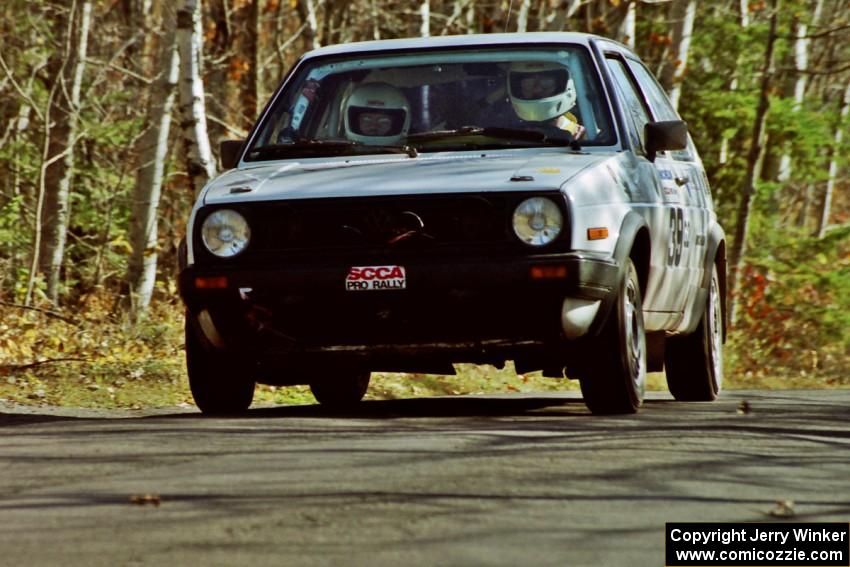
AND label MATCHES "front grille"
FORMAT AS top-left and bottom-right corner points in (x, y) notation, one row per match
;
(194, 192), (569, 265)
(252, 194), (507, 251)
